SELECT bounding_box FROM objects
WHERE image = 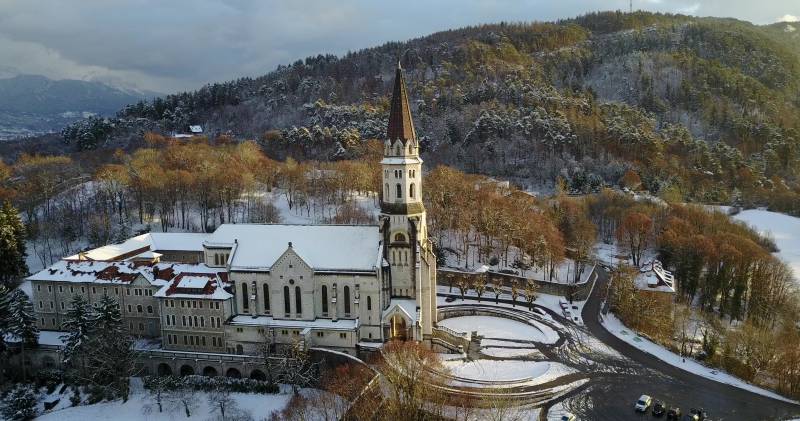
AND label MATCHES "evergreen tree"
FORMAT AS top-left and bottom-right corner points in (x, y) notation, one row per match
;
(0, 285), (9, 351)
(6, 289), (39, 381)
(0, 384), (38, 420)
(0, 202), (28, 288)
(86, 296), (135, 401)
(91, 295), (123, 334)
(61, 295), (93, 367)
